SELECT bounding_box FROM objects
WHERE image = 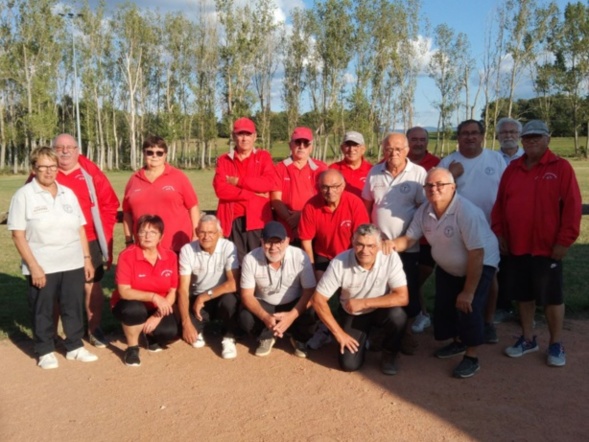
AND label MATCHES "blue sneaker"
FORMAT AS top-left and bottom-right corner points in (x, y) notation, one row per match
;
(547, 342), (566, 367)
(504, 335), (538, 358)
